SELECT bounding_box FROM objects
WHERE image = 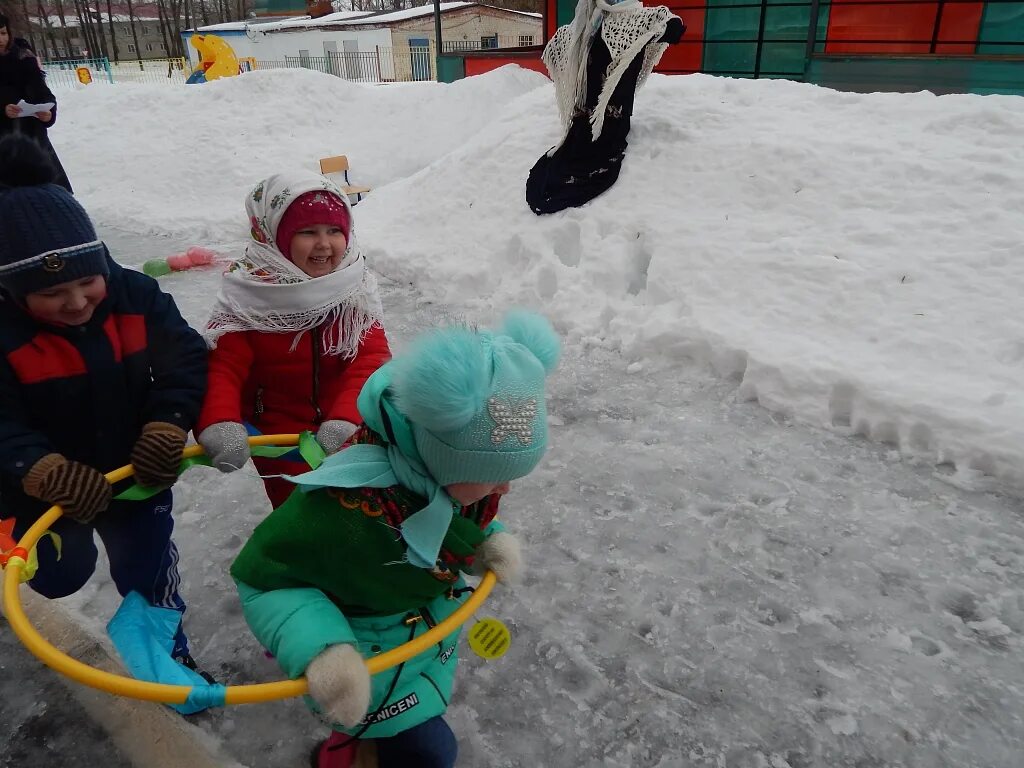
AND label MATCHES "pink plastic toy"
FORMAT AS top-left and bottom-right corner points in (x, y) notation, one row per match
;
(142, 246), (222, 278)
(186, 246), (216, 266)
(166, 253), (192, 270)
